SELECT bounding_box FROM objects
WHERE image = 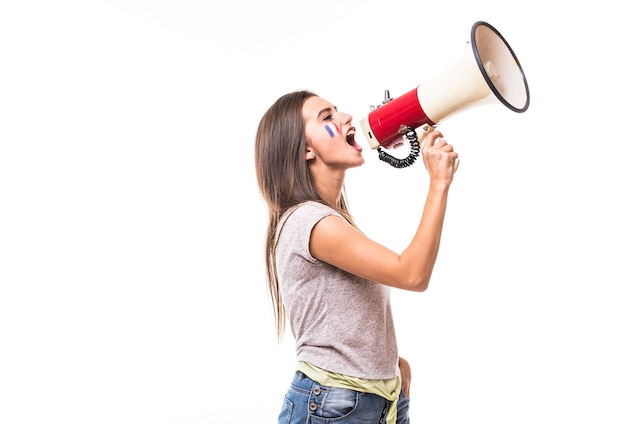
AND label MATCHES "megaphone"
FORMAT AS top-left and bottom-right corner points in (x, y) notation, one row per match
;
(359, 21), (530, 168)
